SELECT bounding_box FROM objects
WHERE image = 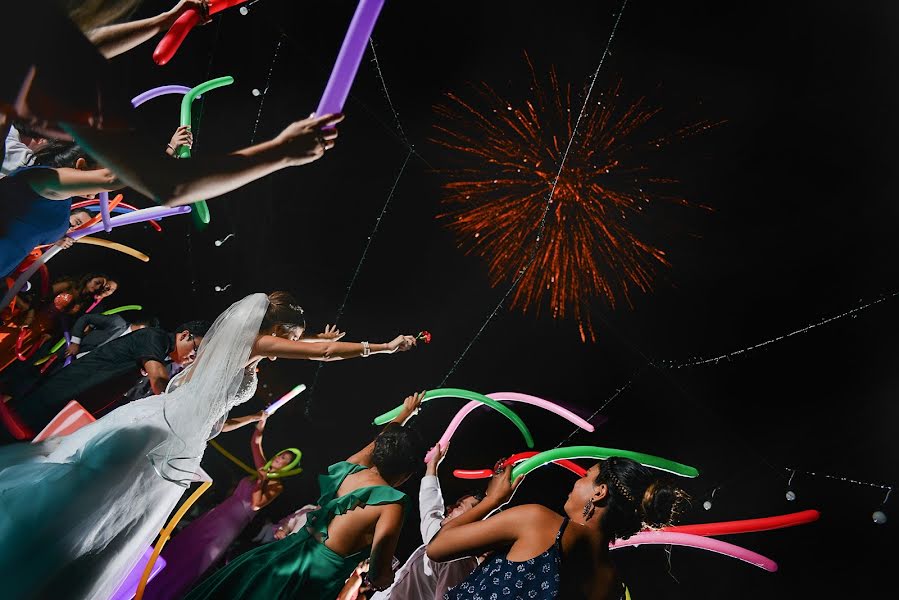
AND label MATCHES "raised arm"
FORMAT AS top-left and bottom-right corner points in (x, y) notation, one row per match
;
(66, 313), (117, 357)
(346, 392), (424, 467)
(63, 114), (342, 206)
(143, 359), (171, 396)
(427, 464), (524, 562)
(420, 443), (449, 544)
(250, 414), (268, 470)
(366, 503), (406, 591)
(24, 166), (121, 200)
(252, 333), (415, 363)
(86, 0), (210, 59)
